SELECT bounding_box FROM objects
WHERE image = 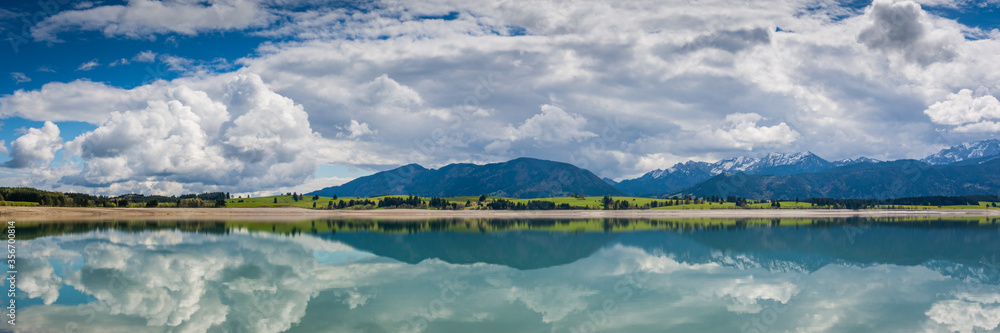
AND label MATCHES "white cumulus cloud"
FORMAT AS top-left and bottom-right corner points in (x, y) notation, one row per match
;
(498, 105), (596, 144)
(857, 0), (962, 66)
(4, 0), (1000, 187)
(711, 113), (800, 150)
(338, 120), (376, 139)
(0, 79), (164, 123)
(4, 121), (63, 168)
(60, 74), (319, 193)
(924, 89), (1000, 132)
(32, 0), (276, 42)
(133, 50), (158, 62)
